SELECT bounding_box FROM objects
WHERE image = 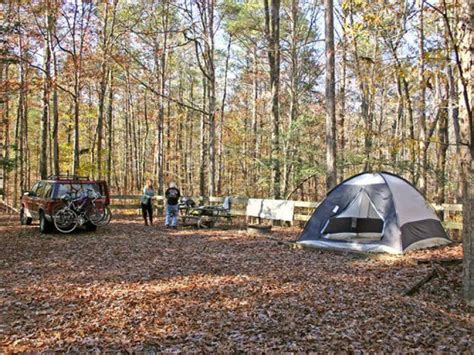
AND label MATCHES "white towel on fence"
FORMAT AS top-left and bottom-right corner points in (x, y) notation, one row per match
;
(246, 199), (294, 222)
